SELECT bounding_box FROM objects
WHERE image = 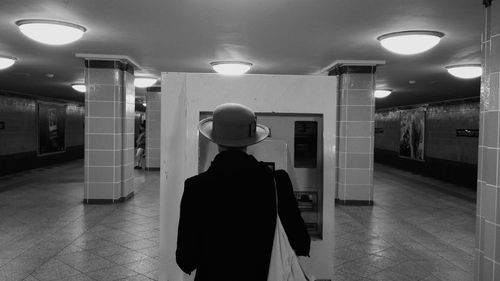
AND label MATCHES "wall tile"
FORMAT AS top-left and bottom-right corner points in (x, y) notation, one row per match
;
(347, 106), (372, 122)
(87, 118), (115, 134)
(87, 68), (121, 86)
(480, 217), (486, 251)
(483, 148), (497, 185)
(346, 153), (371, 169)
(346, 123), (371, 138)
(494, 262), (500, 281)
(347, 90), (372, 106)
(87, 150), (115, 167)
(85, 182), (116, 200)
(346, 73), (373, 90)
(87, 167), (114, 183)
(484, 221), (496, 259)
(491, 36), (500, 74)
(484, 111), (499, 148)
(346, 138), (371, 154)
(346, 169), (371, 185)
(87, 101), (116, 118)
(87, 85), (118, 102)
(481, 184), (497, 222)
(345, 184), (371, 200)
(492, 1), (500, 36)
(481, 256), (493, 281)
